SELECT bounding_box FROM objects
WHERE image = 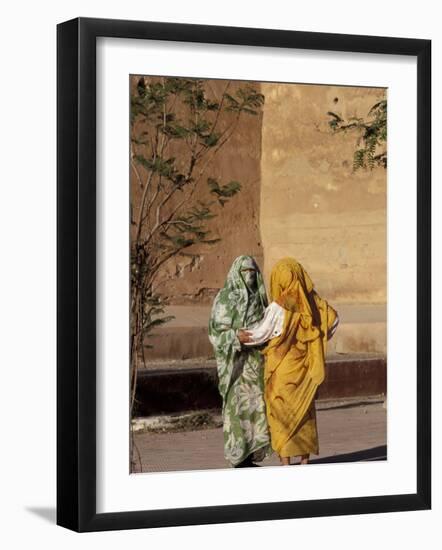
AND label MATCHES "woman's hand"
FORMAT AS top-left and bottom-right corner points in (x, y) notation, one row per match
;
(237, 329), (253, 344)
